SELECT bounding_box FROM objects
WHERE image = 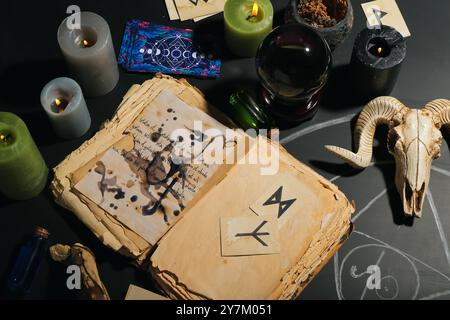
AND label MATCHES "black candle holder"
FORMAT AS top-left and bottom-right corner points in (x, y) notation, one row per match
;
(255, 24), (331, 126)
(349, 26), (407, 103)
